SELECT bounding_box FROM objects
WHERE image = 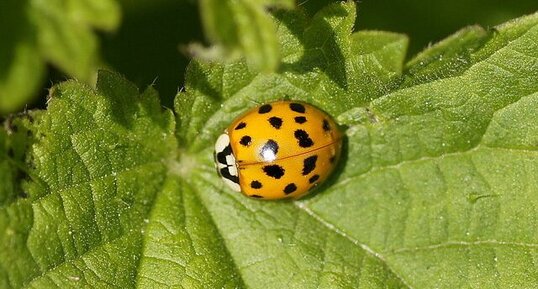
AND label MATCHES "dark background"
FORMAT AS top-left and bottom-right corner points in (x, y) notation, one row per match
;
(43, 0), (538, 109)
